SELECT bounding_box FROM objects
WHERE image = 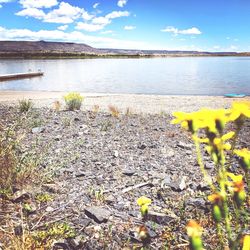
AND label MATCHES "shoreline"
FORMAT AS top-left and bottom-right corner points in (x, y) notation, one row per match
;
(0, 90), (249, 114)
